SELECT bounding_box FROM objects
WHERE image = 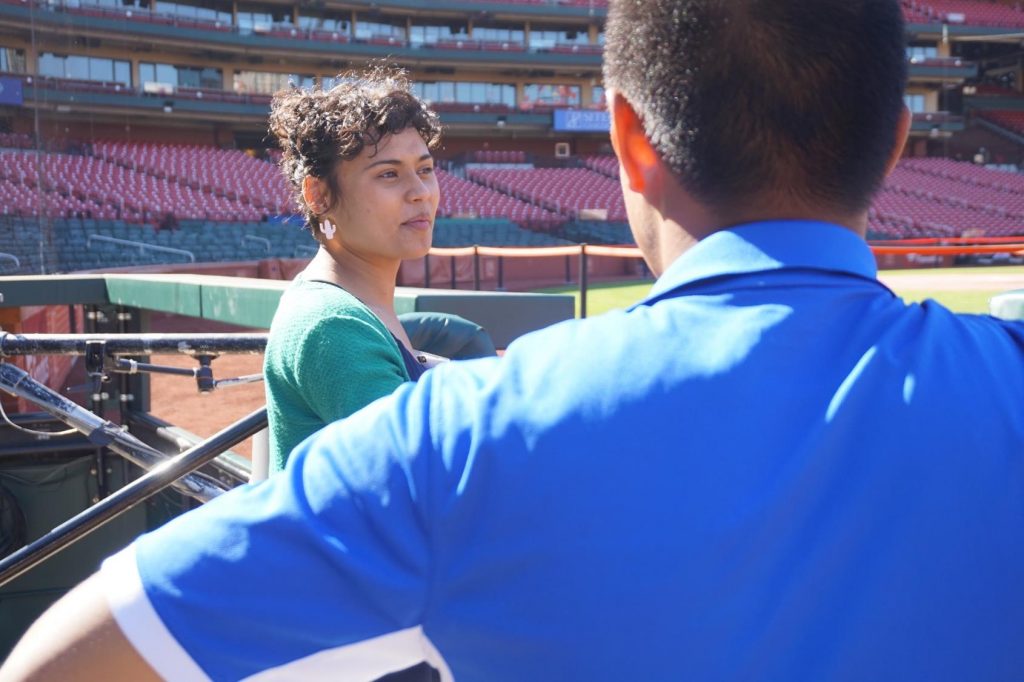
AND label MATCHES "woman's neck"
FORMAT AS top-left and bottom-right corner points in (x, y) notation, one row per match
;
(304, 247), (414, 349)
(307, 247), (398, 312)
